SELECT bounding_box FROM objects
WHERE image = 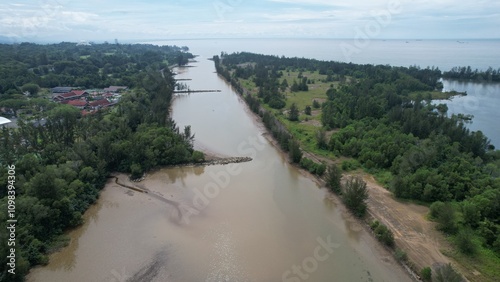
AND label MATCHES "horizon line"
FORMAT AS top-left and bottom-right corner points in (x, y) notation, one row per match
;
(2, 37), (500, 45)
